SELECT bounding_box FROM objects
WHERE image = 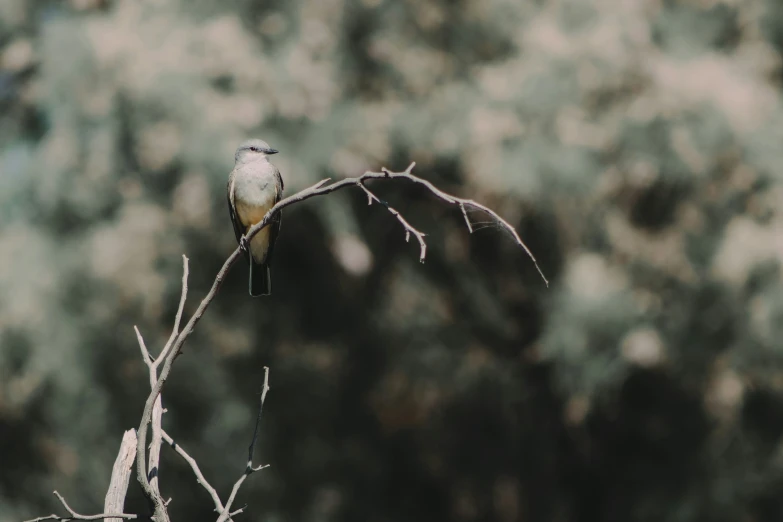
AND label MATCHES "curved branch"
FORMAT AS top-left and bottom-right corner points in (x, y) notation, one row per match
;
(134, 163), (546, 520)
